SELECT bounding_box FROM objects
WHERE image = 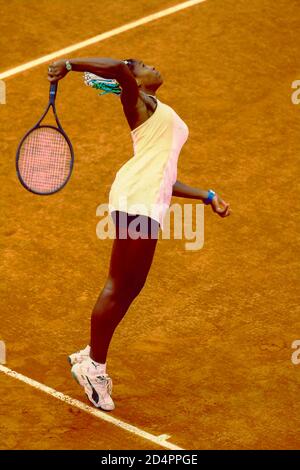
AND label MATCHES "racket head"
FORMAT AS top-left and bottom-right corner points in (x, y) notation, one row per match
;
(16, 125), (74, 195)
